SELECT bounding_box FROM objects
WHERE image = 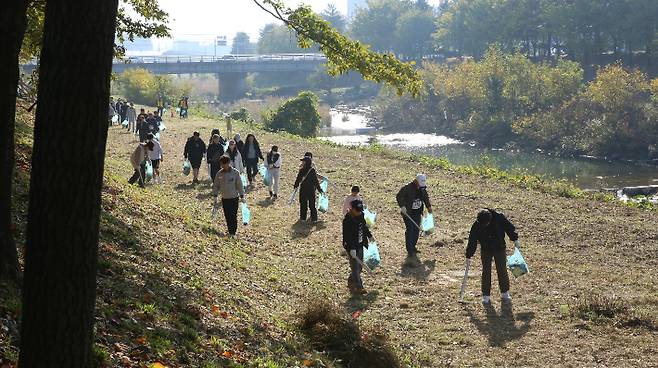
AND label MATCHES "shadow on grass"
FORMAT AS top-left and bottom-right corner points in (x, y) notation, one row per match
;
(399, 256), (436, 281)
(344, 290), (381, 314)
(96, 209), (302, 365)
(290, 220), (327, 239)
(256, 198), (274, 208)
(464, 302), (534, 348)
